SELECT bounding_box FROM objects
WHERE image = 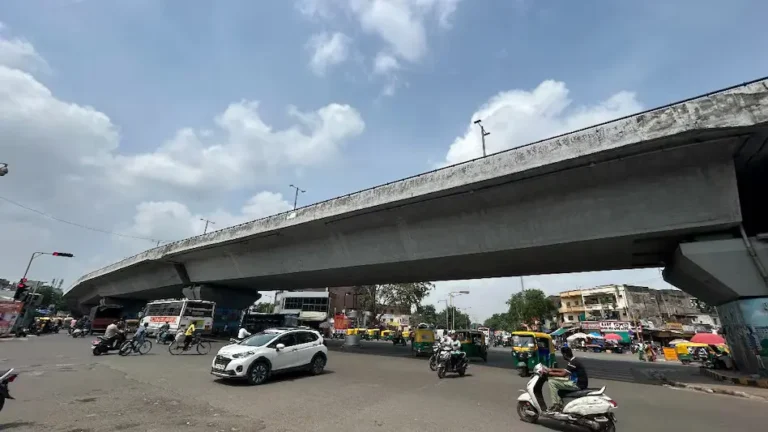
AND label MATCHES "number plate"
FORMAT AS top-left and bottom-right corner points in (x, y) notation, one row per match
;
(213, 363), (225, 371)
